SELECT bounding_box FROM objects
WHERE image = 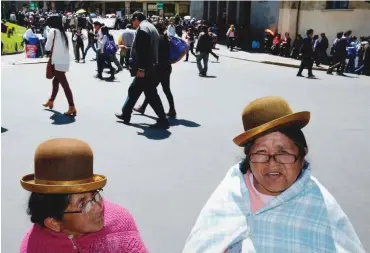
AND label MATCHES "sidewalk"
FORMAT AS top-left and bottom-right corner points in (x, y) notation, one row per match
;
(1, 53), (48, 66)
(215, 45), (329, 71)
